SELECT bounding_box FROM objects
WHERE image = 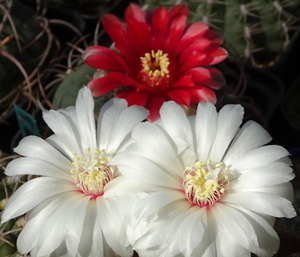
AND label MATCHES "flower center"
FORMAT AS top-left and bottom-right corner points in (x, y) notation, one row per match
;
(70, 148), (115, 196)
(139, 50), (170, 88)
(183, 160), (230, 207)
